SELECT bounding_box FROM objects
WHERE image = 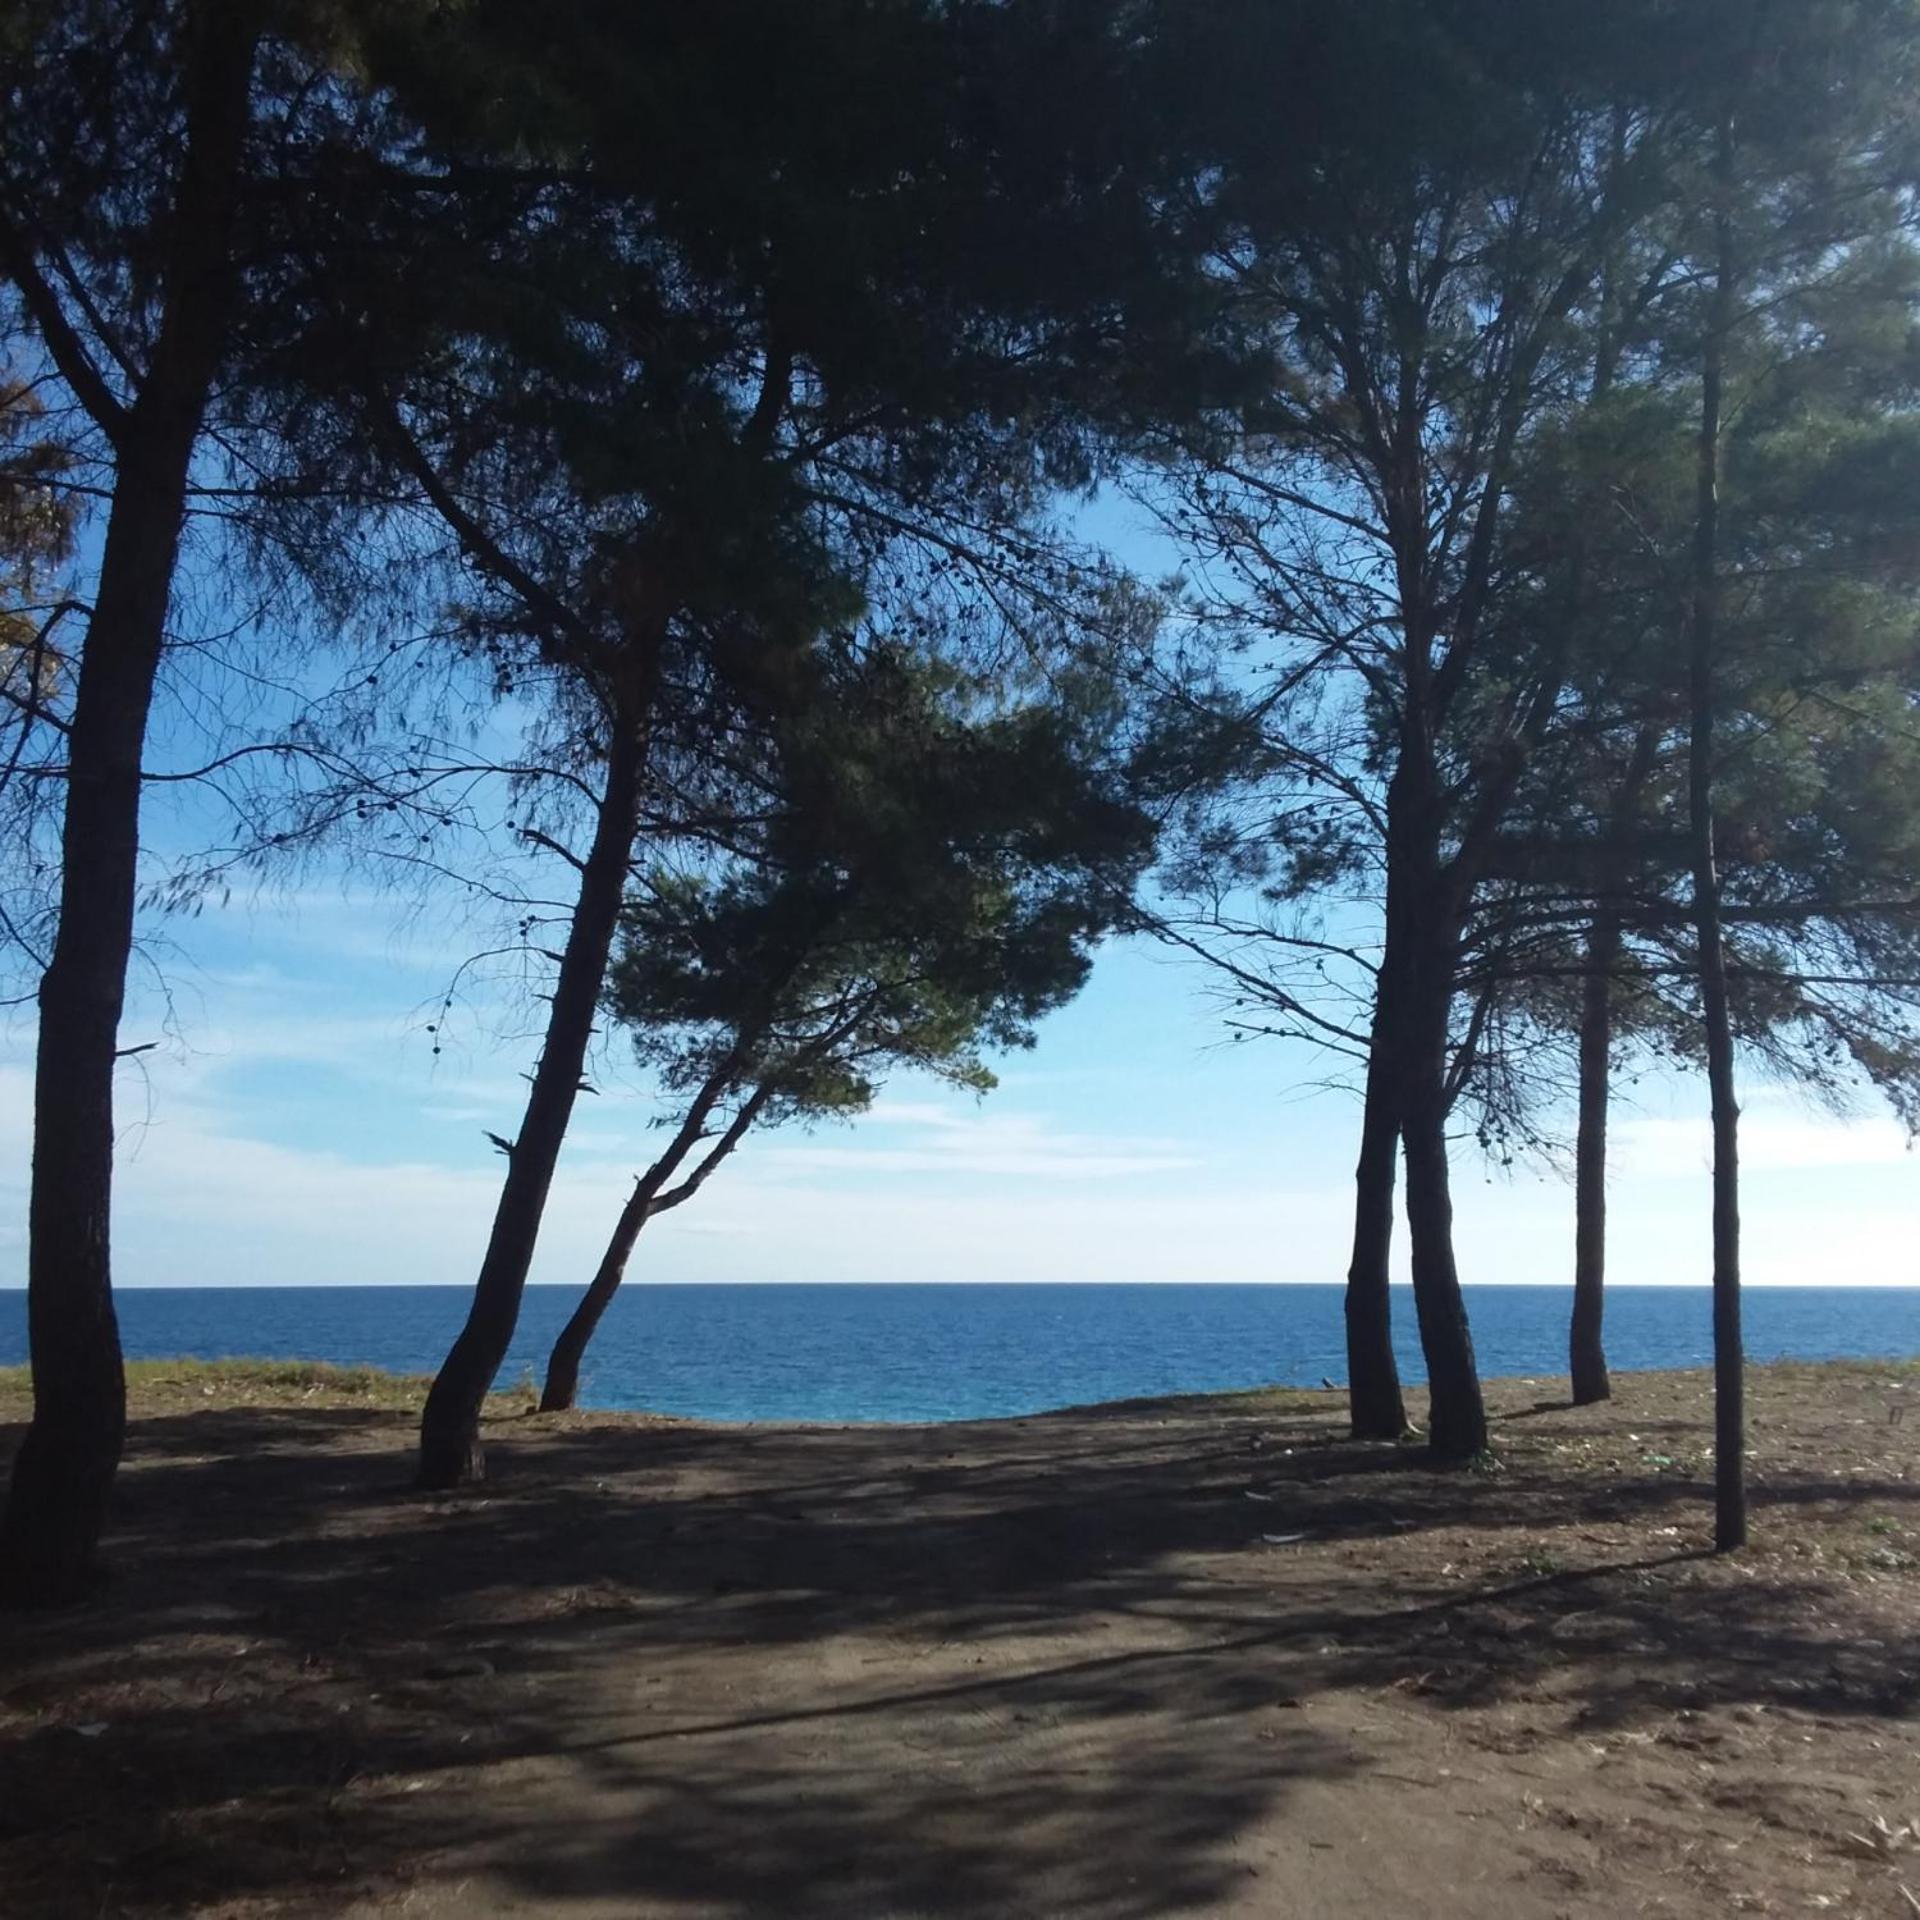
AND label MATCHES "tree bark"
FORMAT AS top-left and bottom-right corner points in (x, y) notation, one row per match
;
(1398, 925), (1489, 1461)
(1570, 911), (1619, 1406)
(418, 702), (650, 1487)
(540, 1179), (654, 1413)
(1344, 975), (1407, 1439)
(1691, 135), (1745, 1552)
(0, 1), (260, 1607)
(1382, 741), (1488, 1462)
(540, 1074), (772, 1412)
(1566, 720), (1658, 1412)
